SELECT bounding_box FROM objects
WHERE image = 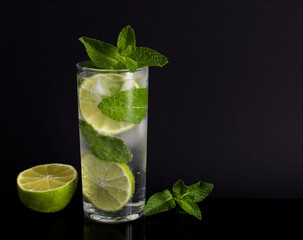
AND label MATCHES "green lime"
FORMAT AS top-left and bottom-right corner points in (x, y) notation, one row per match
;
(81, 152), (135, 212)
(78, 73), (140, 136)
(17, 163), (78, 213)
